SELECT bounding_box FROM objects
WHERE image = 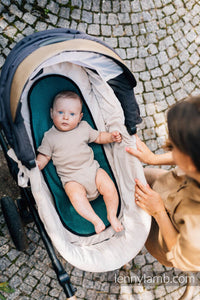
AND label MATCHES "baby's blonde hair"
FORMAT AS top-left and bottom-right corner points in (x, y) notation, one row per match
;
(53, 91), (82, 109)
